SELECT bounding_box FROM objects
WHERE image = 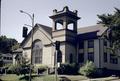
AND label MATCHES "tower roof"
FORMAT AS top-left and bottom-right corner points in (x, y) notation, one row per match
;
(49, 6), (80, 20)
